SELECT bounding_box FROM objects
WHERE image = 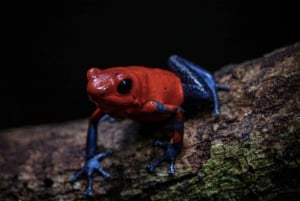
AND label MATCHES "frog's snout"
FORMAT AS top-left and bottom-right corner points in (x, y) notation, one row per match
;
(87, 70), (115, 101)
(87, 68), (102, 81)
